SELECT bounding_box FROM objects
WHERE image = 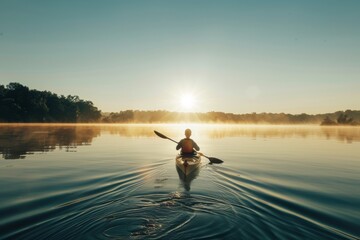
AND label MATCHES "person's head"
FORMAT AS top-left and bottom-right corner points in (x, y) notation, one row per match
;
(185, 128), (192, 138)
